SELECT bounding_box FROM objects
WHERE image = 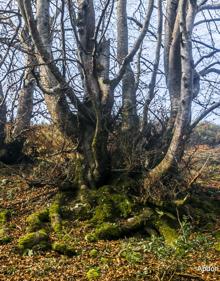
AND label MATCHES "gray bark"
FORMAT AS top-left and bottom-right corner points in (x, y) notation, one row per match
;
(144, 0), (197, 192)
(35, 0), (79, 140)
(12, 54), (35, 139)
(164, 0), (181, 132)
(117, 0), (138, 133)
(0, 83), (6, 147)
